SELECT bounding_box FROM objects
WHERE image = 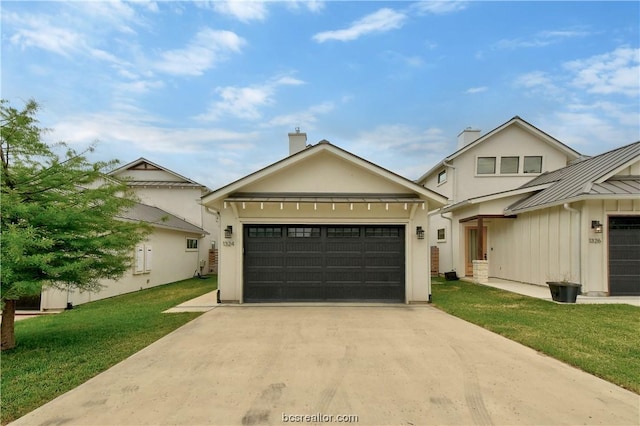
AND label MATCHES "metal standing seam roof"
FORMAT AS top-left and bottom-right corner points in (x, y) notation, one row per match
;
(125, 181), (204, 188)
(117, 202), (208, 235)
(506, 141), (640, 213)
